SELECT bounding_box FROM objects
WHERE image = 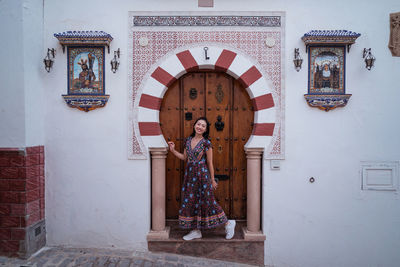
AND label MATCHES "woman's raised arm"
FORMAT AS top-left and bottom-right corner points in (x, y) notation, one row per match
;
(168, 141), (187, 161)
